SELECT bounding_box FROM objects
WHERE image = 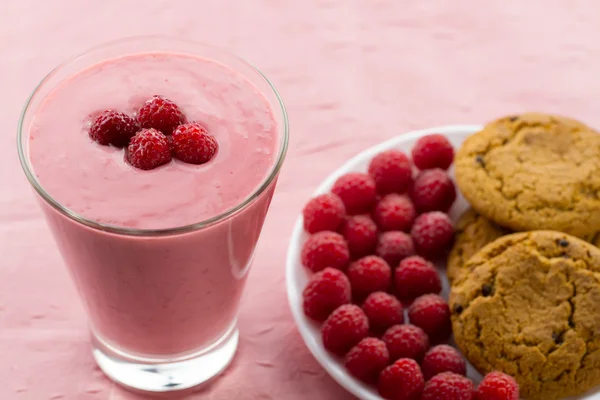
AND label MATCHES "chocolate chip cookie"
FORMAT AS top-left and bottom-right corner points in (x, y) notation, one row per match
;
(455, 113), (600, 238)
(447, 208), (509, 284)
(450, 230), (600, 400)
